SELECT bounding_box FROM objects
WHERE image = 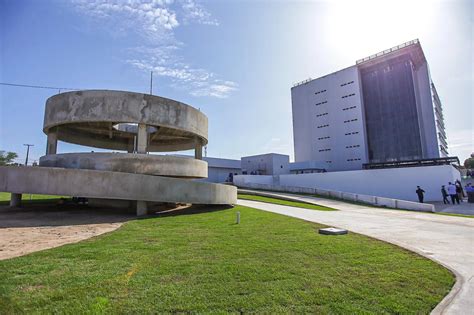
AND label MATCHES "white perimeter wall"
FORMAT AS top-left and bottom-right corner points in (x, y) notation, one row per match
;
(234, 165), (460, 202)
